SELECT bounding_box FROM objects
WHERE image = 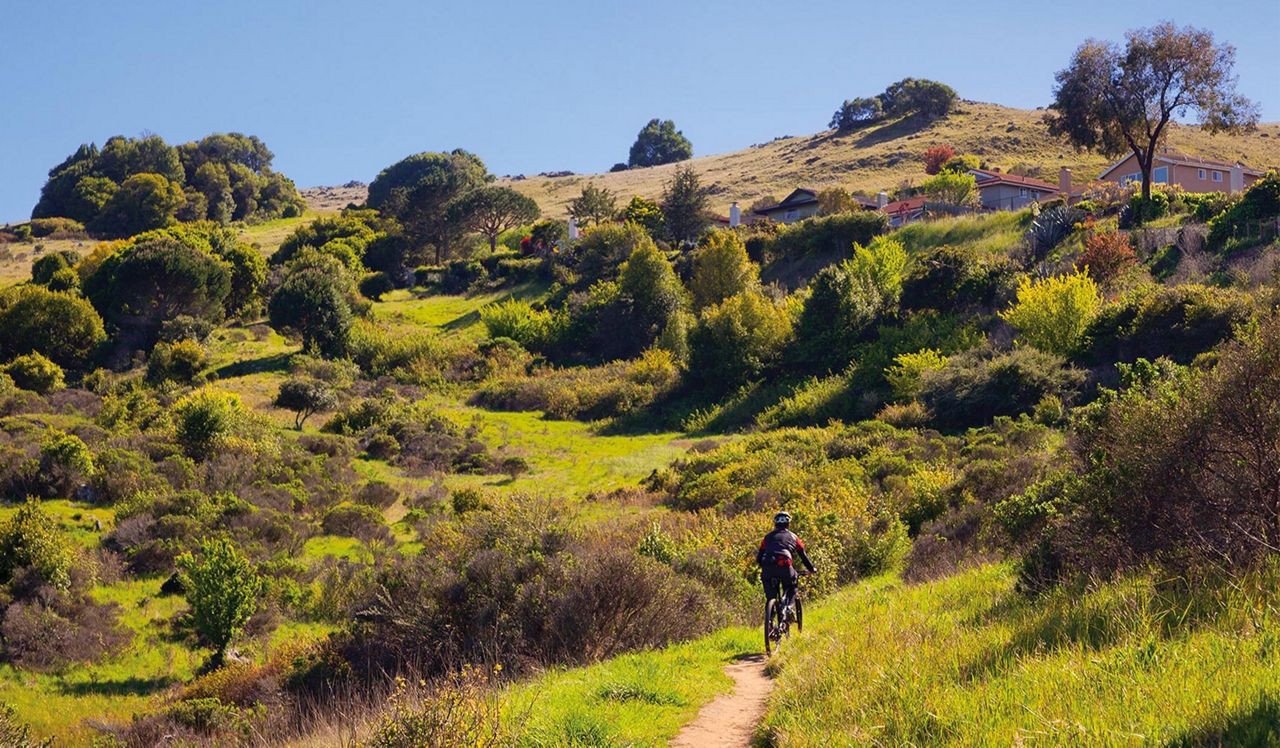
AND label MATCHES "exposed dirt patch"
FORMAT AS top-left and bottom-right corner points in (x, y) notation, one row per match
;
(670, 654), (773, 748)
